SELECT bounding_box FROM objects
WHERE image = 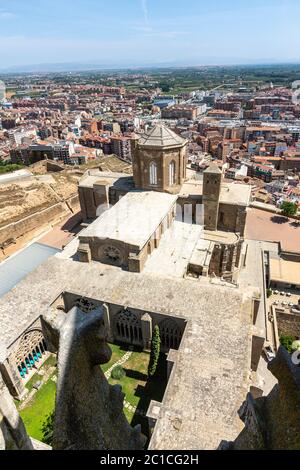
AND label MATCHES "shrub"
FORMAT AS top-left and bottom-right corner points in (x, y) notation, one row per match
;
(41, 410), (55, 445)
(267, 288), (272, 298)
(148, 325), (161, 377)
(280, 201), (298, 217)
(280, 334), (297, 354)
(111, 365), (125, 380)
